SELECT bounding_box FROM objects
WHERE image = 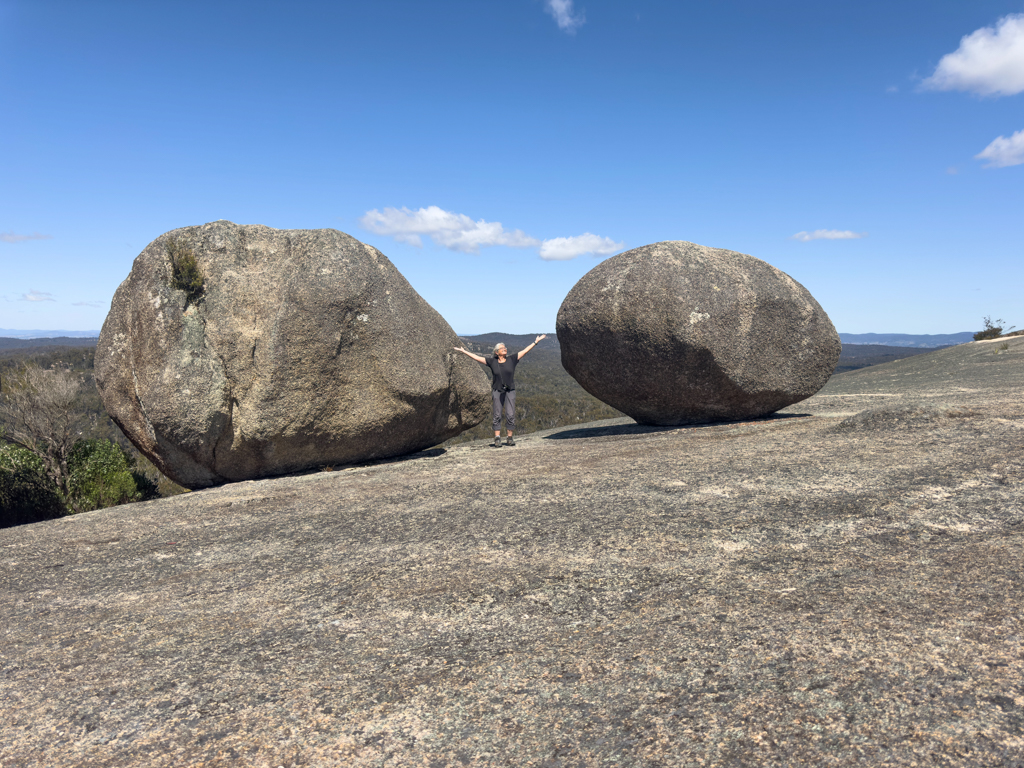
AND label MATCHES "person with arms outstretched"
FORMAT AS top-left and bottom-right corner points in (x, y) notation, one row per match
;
(454, 335), (547, 447)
